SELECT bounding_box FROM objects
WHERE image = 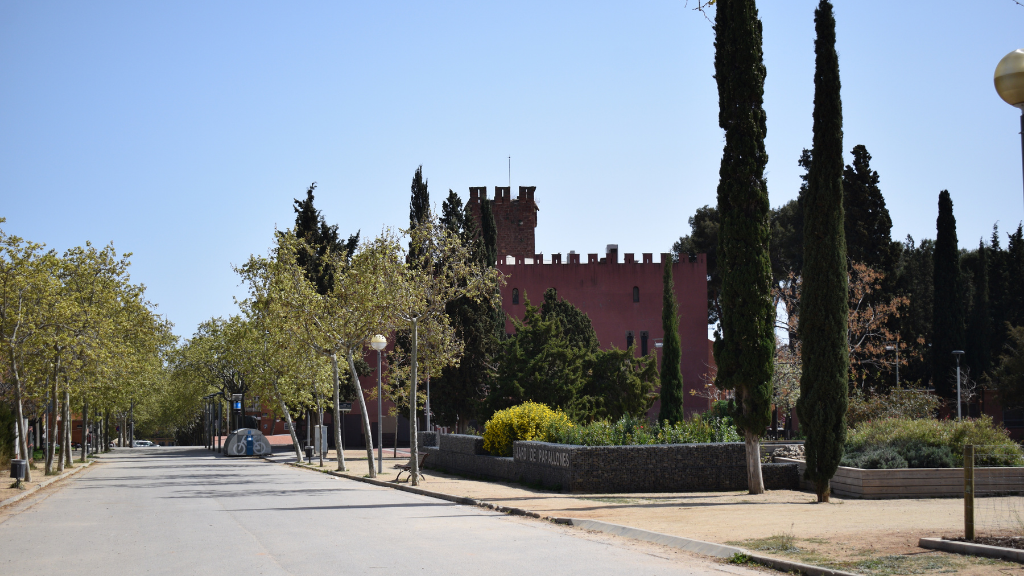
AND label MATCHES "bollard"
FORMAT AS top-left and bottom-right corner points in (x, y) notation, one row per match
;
(965, 444), (975, 540)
